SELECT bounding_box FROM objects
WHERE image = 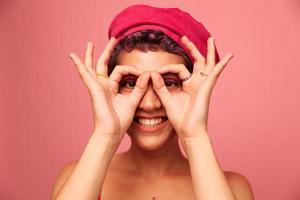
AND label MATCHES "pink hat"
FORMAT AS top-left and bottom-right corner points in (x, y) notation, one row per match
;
(108, 4), (220, 64)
